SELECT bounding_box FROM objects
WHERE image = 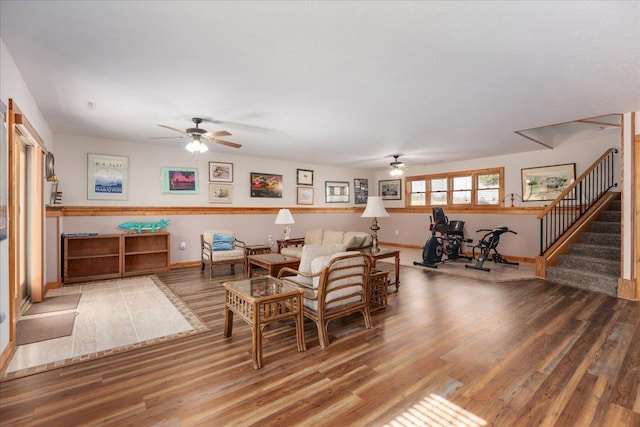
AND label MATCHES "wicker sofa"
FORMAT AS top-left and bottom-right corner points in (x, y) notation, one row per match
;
(280, 228), (372, 258)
